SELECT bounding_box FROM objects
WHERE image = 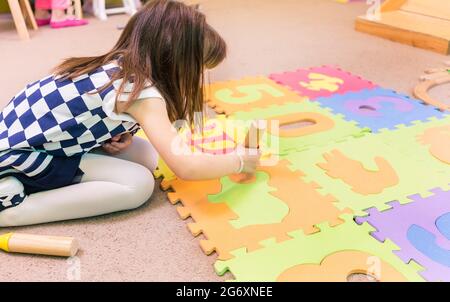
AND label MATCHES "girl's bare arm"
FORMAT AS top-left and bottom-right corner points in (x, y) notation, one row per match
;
(126, 98), (245, 180)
